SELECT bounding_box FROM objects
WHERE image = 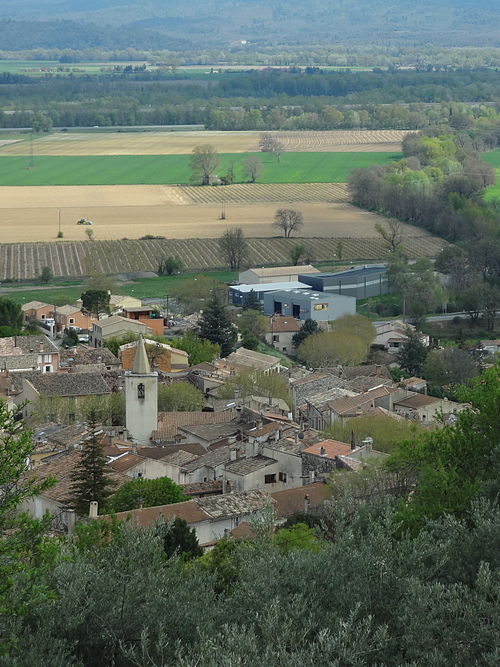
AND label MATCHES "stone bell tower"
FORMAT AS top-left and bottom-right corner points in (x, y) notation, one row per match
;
(125, 336), (158, 445)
